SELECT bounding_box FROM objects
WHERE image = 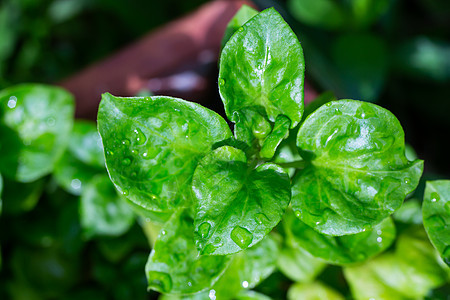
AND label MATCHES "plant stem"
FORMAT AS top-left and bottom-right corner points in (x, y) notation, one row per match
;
(276, 160), (307, 169)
